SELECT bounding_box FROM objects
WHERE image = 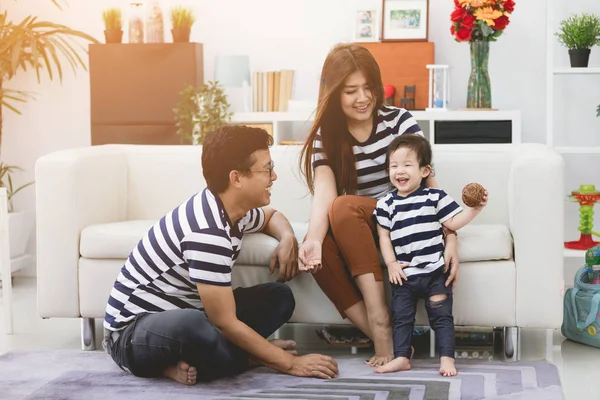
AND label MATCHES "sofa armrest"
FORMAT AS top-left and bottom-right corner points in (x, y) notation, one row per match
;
(509, 144), (564, 329)
(35, 145), (127, 318)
